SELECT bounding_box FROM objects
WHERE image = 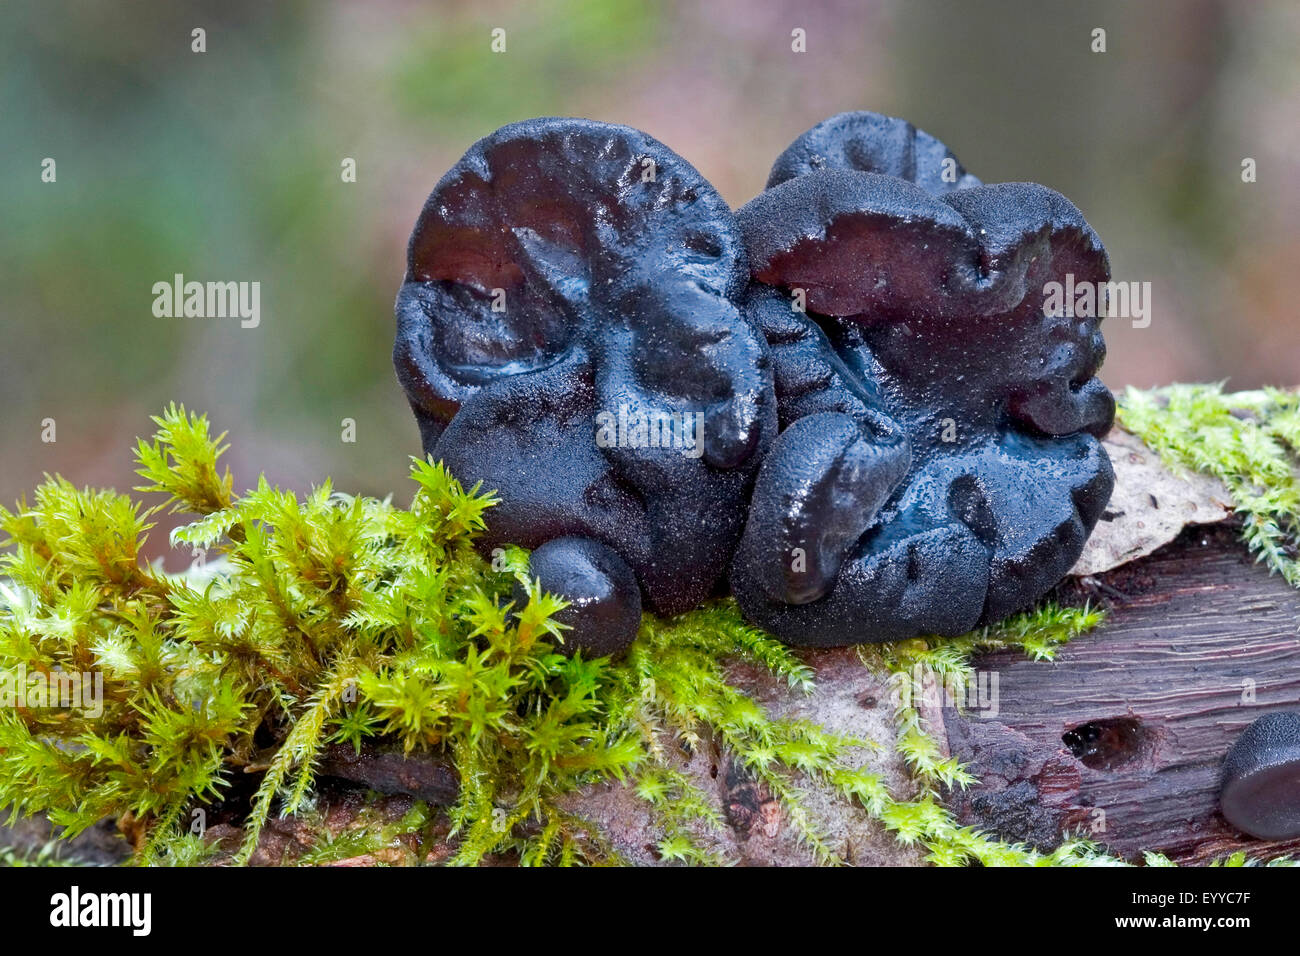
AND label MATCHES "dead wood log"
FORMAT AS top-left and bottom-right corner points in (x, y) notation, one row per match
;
(944, 522), (1300, 863)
